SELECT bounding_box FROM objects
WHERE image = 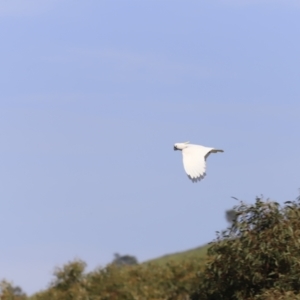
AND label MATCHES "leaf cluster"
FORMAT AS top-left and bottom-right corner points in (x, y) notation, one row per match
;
(191, 197), (300, 300)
